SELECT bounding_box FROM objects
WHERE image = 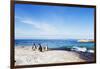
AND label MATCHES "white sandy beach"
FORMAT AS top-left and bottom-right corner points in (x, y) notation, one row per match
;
(15, 46), (86, 65)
